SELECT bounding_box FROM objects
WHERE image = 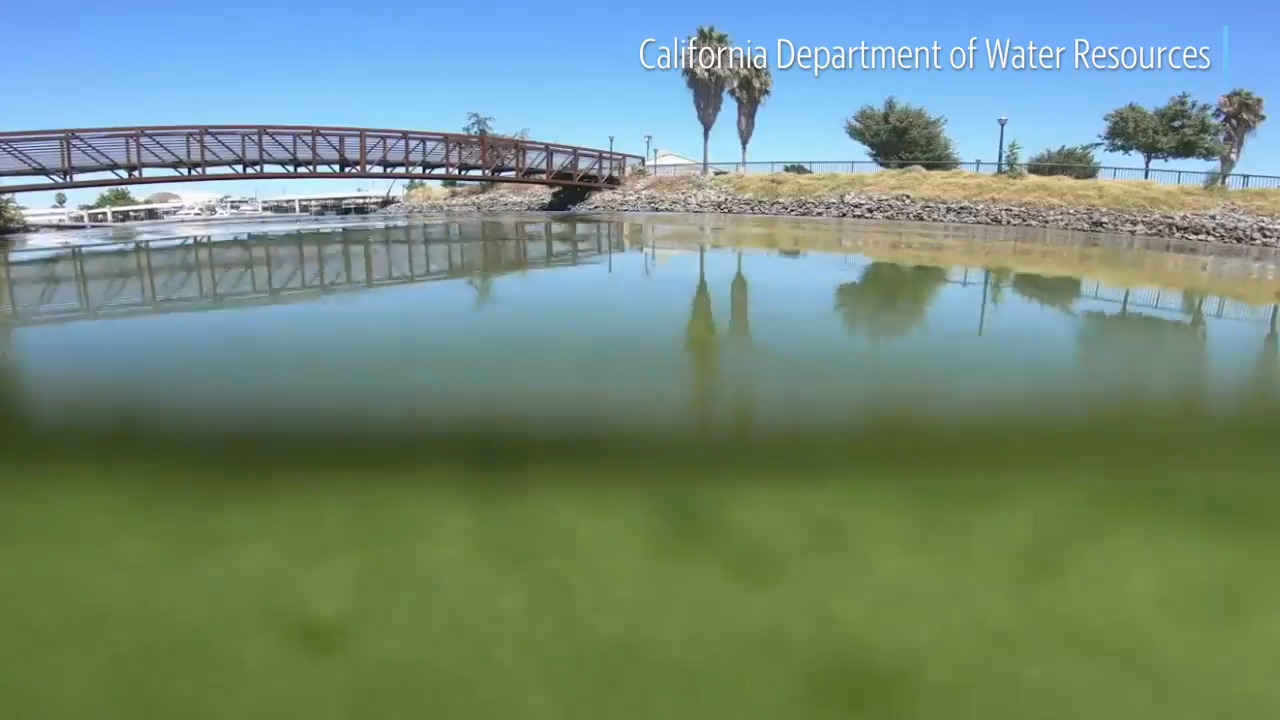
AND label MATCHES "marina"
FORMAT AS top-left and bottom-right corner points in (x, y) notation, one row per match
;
(18, 190), (397, 228)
